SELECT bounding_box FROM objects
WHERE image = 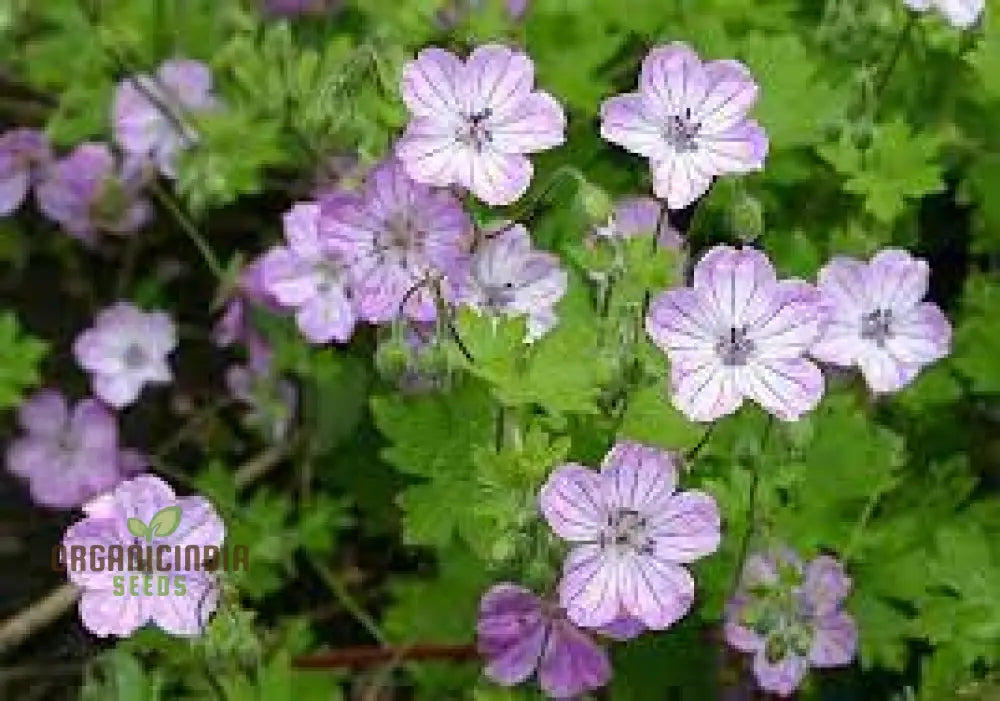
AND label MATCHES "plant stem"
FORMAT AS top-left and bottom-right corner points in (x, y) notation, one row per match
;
(149, 181), (226, 280)
(874, 13), (916, 103)
(727, 416), (774, 597)
(308, 556), (387, 647)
